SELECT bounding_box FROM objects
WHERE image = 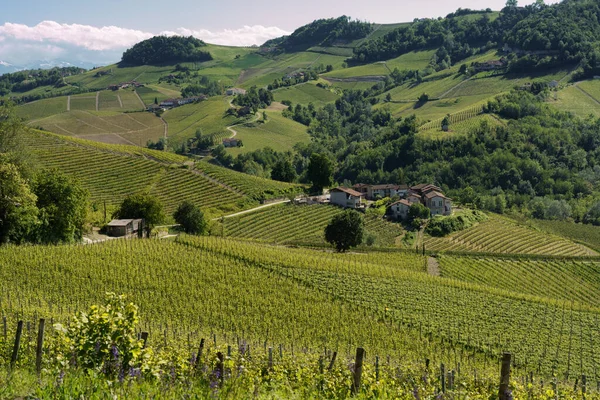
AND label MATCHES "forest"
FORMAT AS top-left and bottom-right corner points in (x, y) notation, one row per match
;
(121, 36), (213, 65)
(0, 67), (86, 96)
